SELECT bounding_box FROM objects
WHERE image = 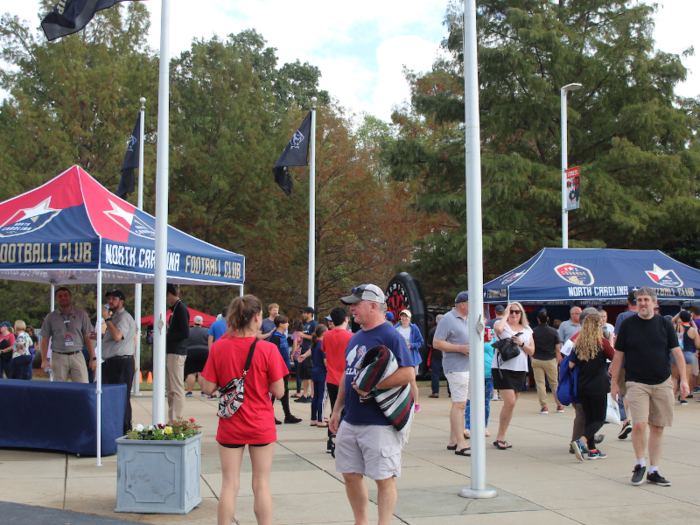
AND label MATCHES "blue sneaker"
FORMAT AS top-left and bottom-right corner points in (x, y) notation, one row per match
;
(588, 449), (607, 460)
(571, 439), (586, 462)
